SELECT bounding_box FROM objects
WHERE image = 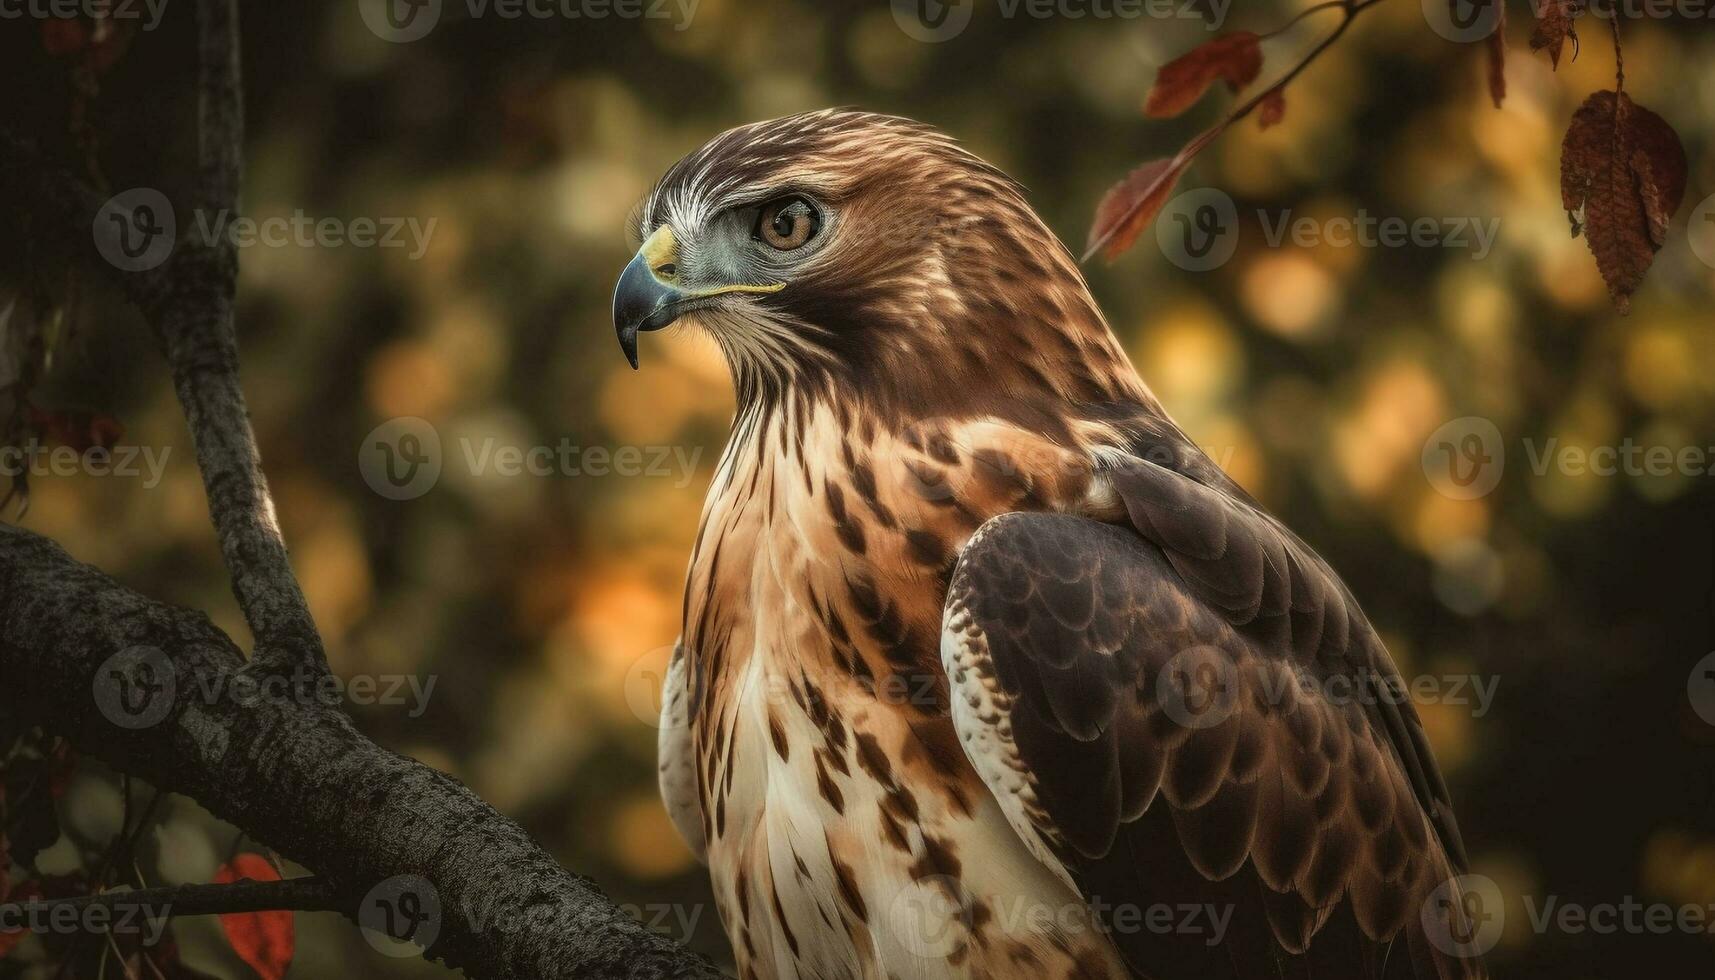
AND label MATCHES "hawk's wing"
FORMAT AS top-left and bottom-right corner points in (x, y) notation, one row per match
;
(940, 452), (1486, 979)
(658, 640), (707, 862)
